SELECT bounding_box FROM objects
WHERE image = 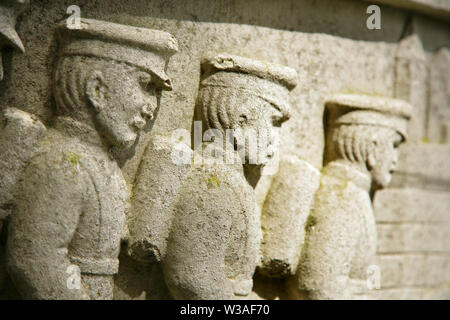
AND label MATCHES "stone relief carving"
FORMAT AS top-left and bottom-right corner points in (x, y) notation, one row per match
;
(0, 0), (32, 295)
(0, 108), (45, 222)
(0, 0), (32, 215)
(4, 18), (178, 299)
(127, 54), (297, 299)
(0, 108), (46, 295)
(0, 0), (28, 80)
(258, 155), (321, 279)
(294, 94), (412, 299)
(0, 1), (448, 301)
